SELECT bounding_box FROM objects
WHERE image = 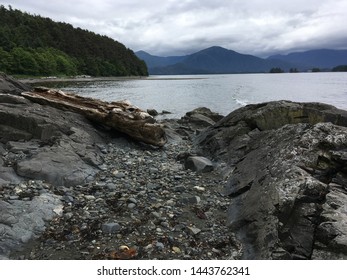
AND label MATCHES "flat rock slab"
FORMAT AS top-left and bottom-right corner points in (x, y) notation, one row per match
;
(0, 193), (62, 259)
